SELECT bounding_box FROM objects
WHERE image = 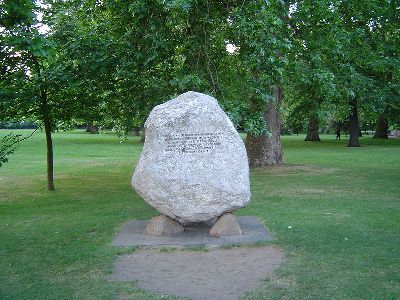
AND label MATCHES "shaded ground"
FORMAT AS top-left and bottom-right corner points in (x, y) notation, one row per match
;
(110, 246), (284, 300)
